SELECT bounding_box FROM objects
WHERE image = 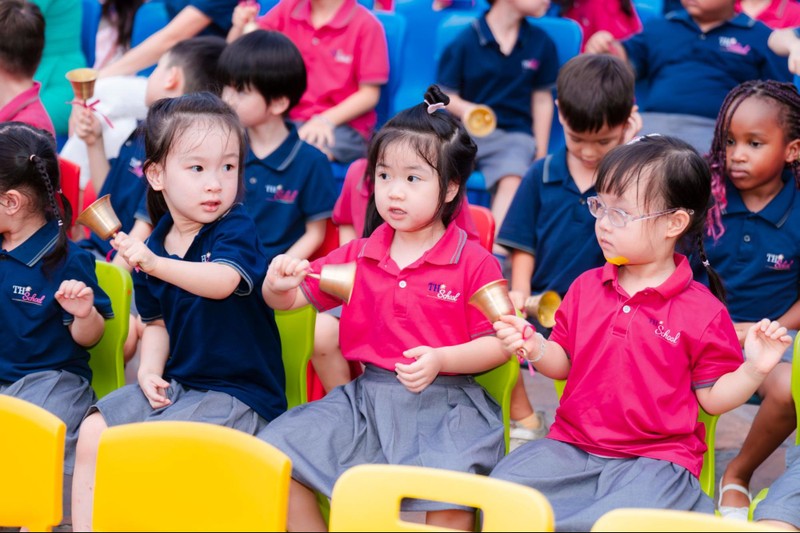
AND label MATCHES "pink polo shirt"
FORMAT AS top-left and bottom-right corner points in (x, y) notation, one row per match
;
(561, 1), (642, 52)
(333, 158), (480, 242)
(300, 221), (502, 370)
(0, 82), (56, 137)
(547, 254), (742, 477)
(735, 0), (800, 29)
(258, 0), (389, 139)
